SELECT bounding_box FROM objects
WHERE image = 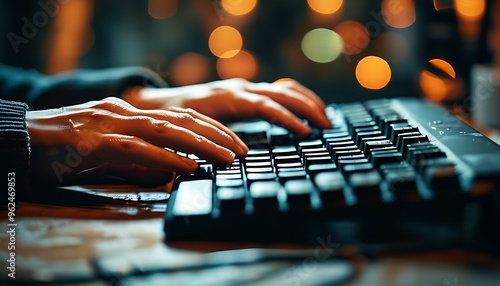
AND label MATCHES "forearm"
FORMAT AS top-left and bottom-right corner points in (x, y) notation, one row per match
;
(0, 65), (168, 109)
